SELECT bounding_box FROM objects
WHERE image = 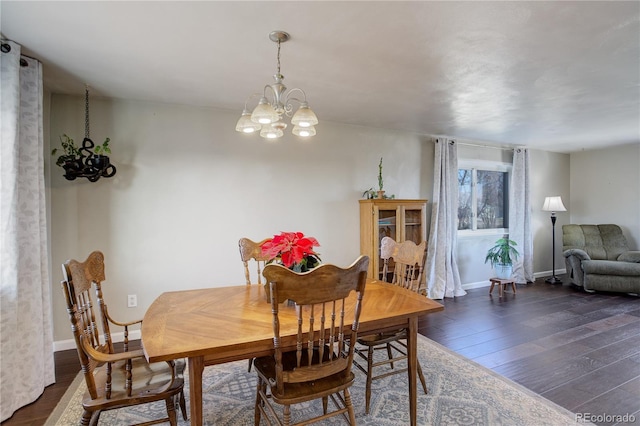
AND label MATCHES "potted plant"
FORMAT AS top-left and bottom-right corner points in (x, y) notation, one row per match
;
(88, 137), (112, 171)
(51, 134), (81, 166)
(51, 134), (84, 178)
(260, 232), (322, 302)
(485, 236), (519, 279)
(377, 157), (385, 199)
